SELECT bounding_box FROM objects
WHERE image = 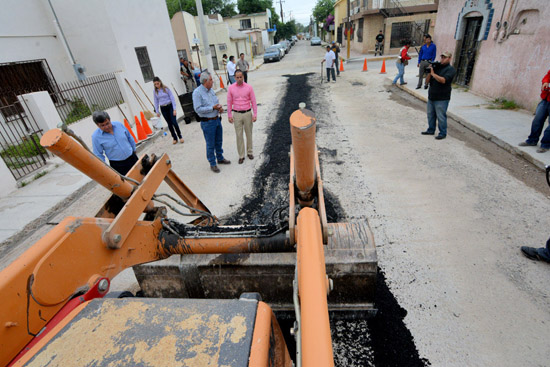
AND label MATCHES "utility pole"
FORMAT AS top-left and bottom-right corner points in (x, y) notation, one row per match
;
(195, 0), (215, 79)
(346, 0), (351, 59)
(278, 0), (285, 23)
